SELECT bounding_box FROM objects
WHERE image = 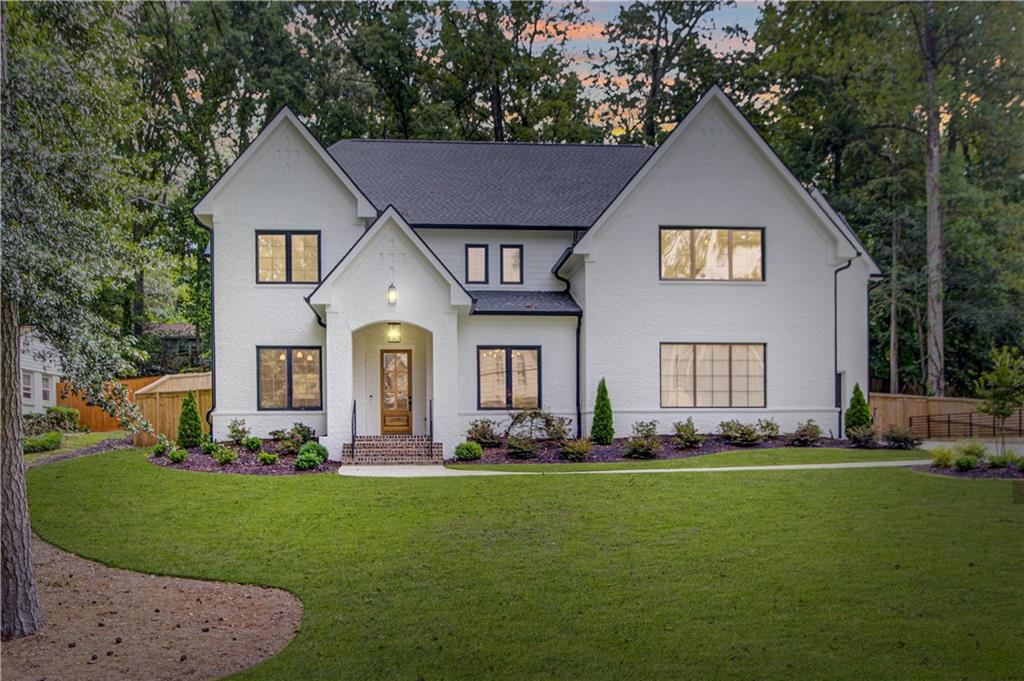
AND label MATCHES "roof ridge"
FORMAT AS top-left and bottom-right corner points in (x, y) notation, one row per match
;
(329, 138), (651, 149)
